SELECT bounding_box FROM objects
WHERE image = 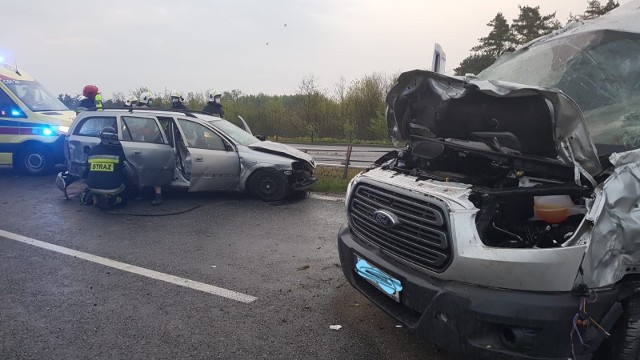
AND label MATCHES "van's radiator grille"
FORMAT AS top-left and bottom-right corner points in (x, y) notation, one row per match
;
(348, 183), (451, 271)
